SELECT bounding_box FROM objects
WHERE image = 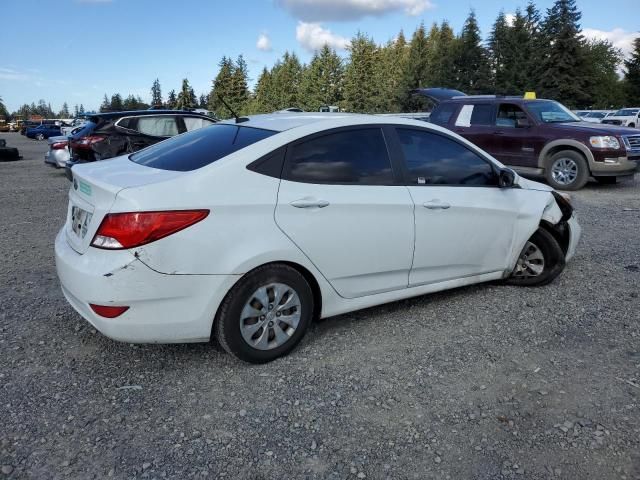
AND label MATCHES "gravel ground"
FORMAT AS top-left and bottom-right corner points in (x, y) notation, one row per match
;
(1, 132), (639, 479)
